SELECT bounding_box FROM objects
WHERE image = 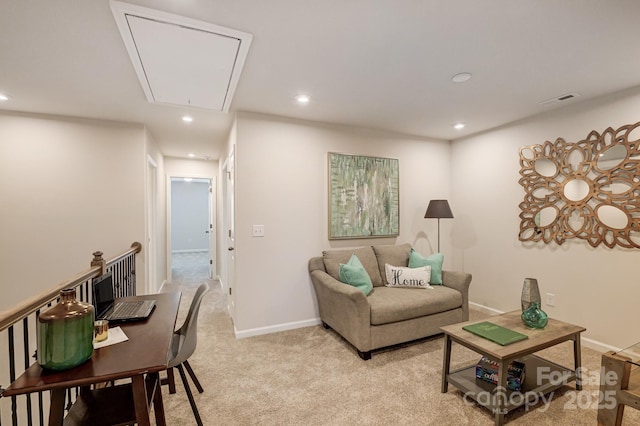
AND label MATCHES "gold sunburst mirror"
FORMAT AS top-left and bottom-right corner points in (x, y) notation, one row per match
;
(518, 121), (640, 249)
